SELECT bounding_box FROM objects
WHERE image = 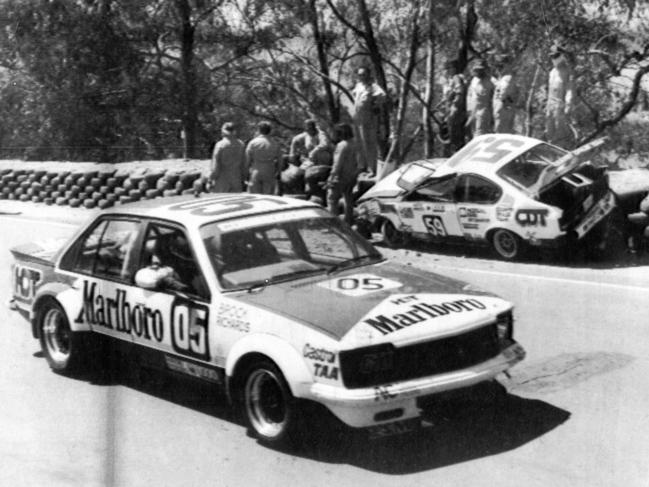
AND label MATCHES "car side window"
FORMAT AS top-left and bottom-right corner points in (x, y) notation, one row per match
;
(411, 177), (456, 202)
(455, 174), (502, 204)
(138, 223), (210, 301)
(63, 218), (140, 281)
